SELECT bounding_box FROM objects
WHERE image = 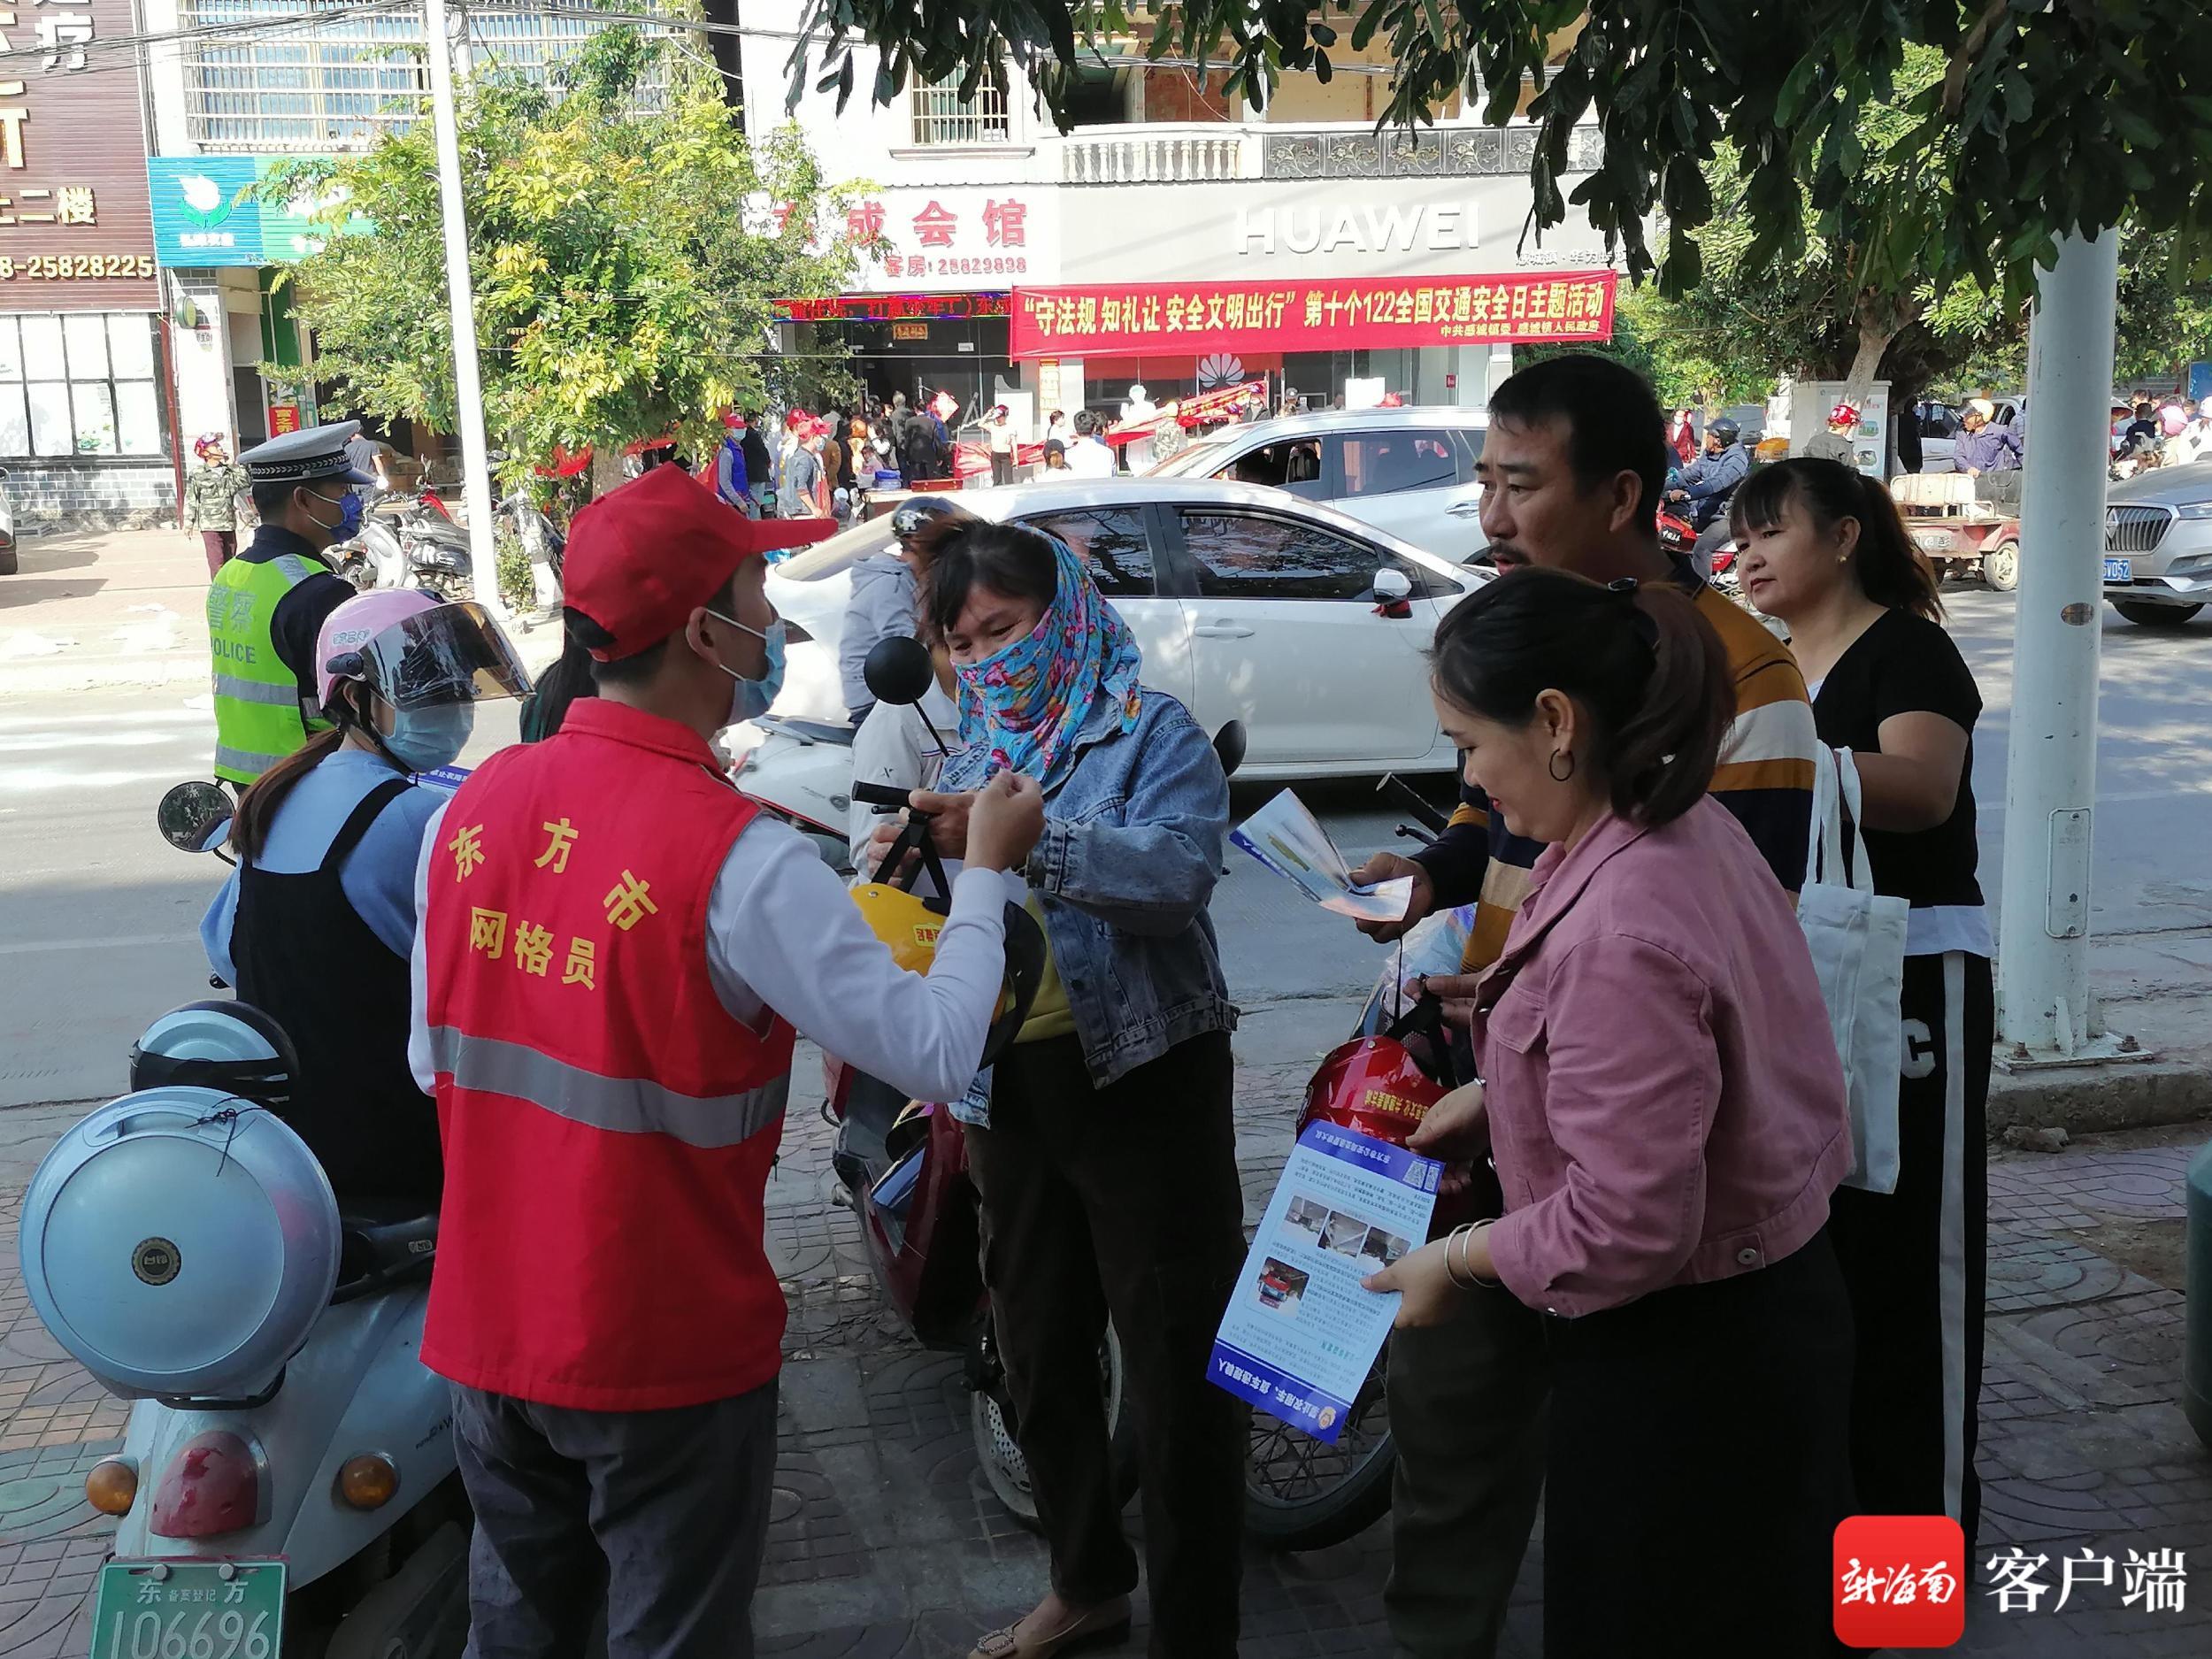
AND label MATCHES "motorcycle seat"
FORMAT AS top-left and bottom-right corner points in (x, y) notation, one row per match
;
(756, 715), (856, 748)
